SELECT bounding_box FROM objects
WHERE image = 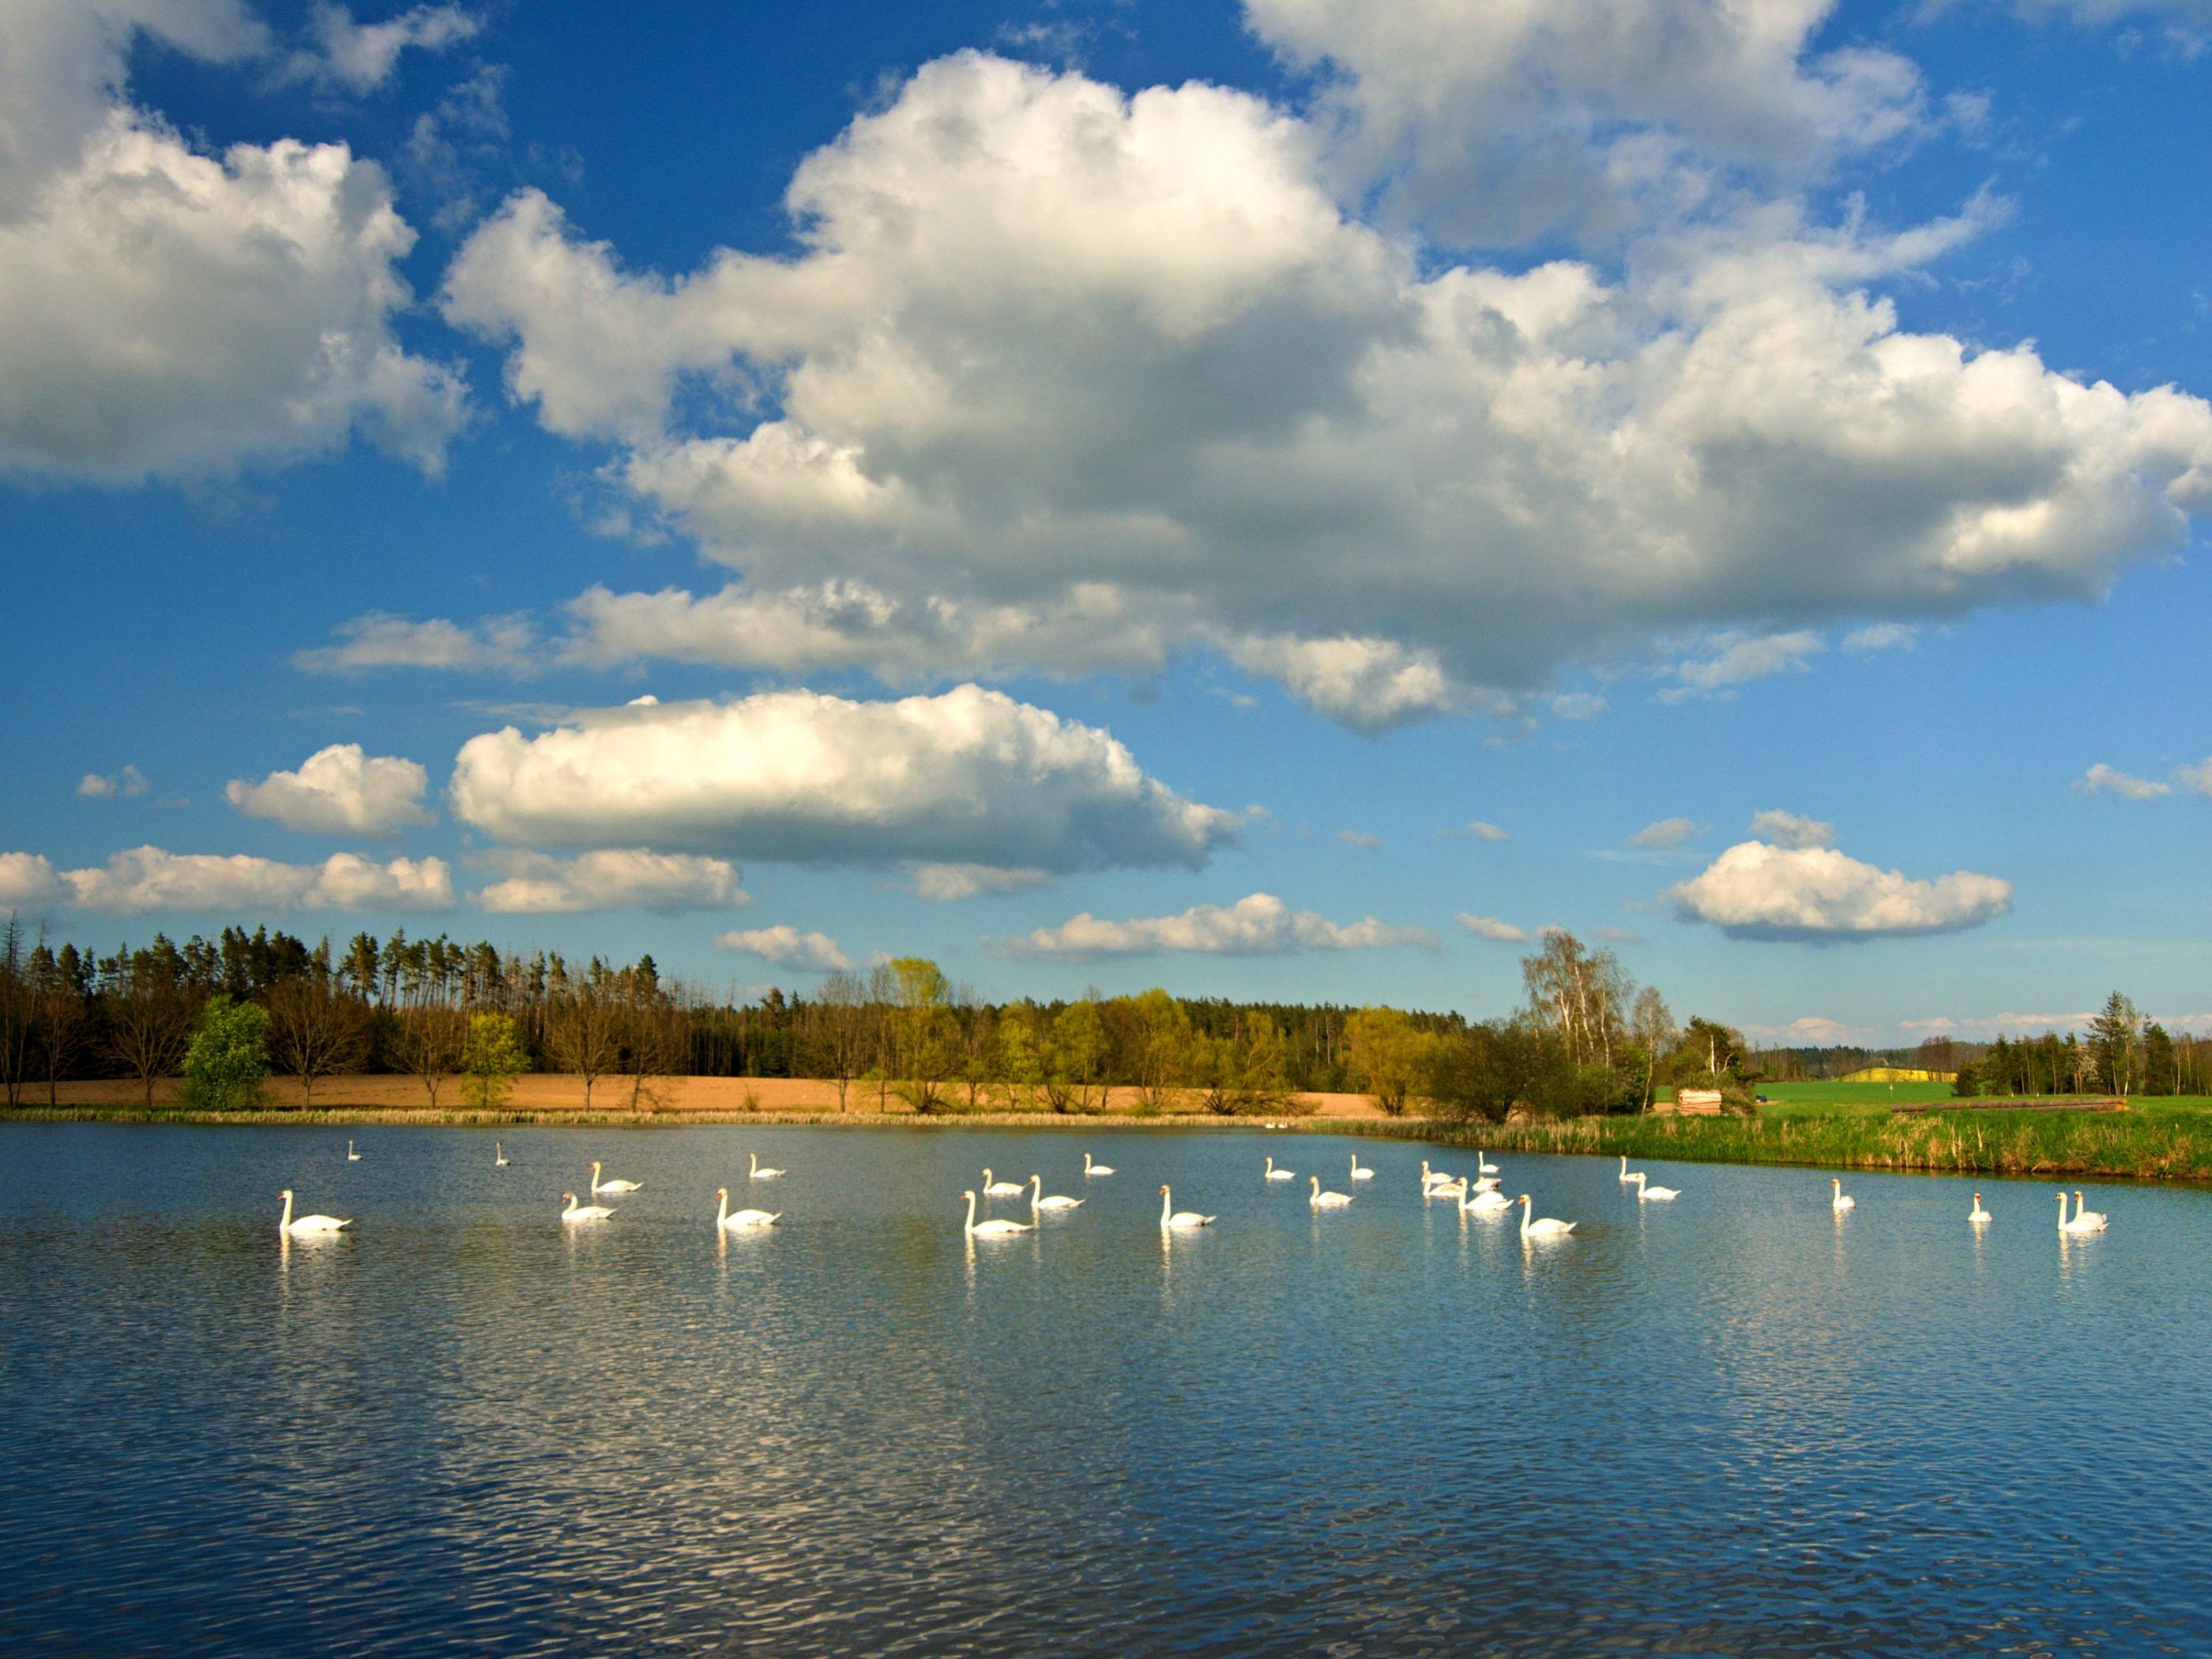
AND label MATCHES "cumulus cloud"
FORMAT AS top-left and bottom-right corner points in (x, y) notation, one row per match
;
(77, 765), (149, 799)
(224, 743), (432, 835)
(1841, 622), (1918, 653)
(422, 52), (2212, 725)
(1458, 912), (1529, 942)
(1669, 838), (2012, 940)
(472, 850), (748, 913)
(294, 612), (540, 675)
(288, 3), (478, 94)
(998, 892), (1439, 958)
(718, 925), (852, 972)
(908, 863), (1051, 901)
(449, 685), (1239, 873)
(0, 3), (465, 482)
(1747, 809), (1836, 848)
(5, 845), (454, 914)
(1629, 816), (1705, 850)
(2075, 762), (2172, 801)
